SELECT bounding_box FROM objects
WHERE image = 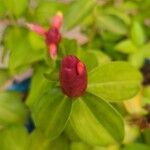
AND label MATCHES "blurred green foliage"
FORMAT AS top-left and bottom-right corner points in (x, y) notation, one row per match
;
(0, 0), (150, 150)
